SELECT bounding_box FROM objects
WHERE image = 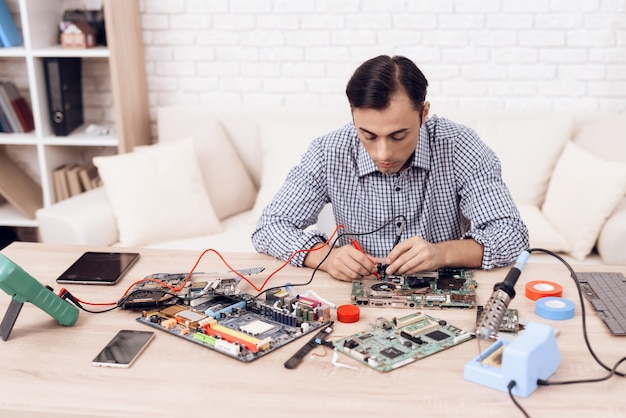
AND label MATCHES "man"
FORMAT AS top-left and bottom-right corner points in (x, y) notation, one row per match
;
(252, 55), (528, 281)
